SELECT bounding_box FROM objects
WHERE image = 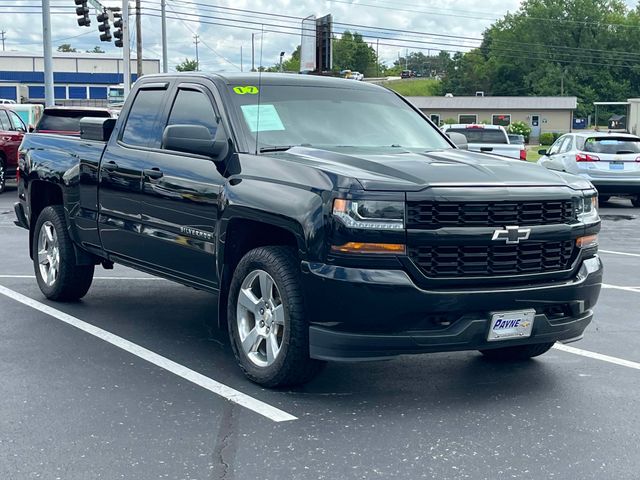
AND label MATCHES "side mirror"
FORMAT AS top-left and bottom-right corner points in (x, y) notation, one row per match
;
(162, 124), (228, 160)
(538, 149), (548, 156)
(446, 131), (468, 150)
